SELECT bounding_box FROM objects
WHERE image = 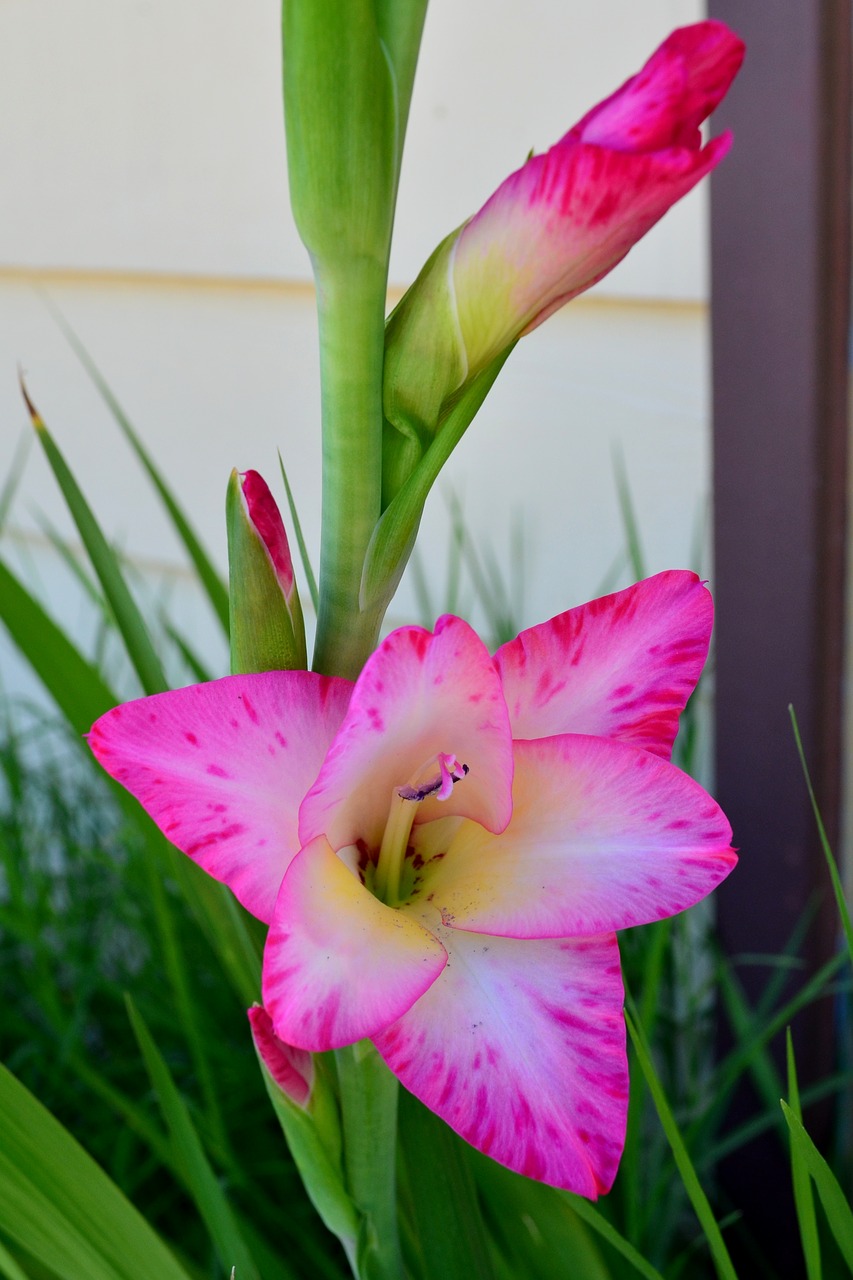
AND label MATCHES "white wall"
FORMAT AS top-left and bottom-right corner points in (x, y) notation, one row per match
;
(0, 0), (713, 696)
